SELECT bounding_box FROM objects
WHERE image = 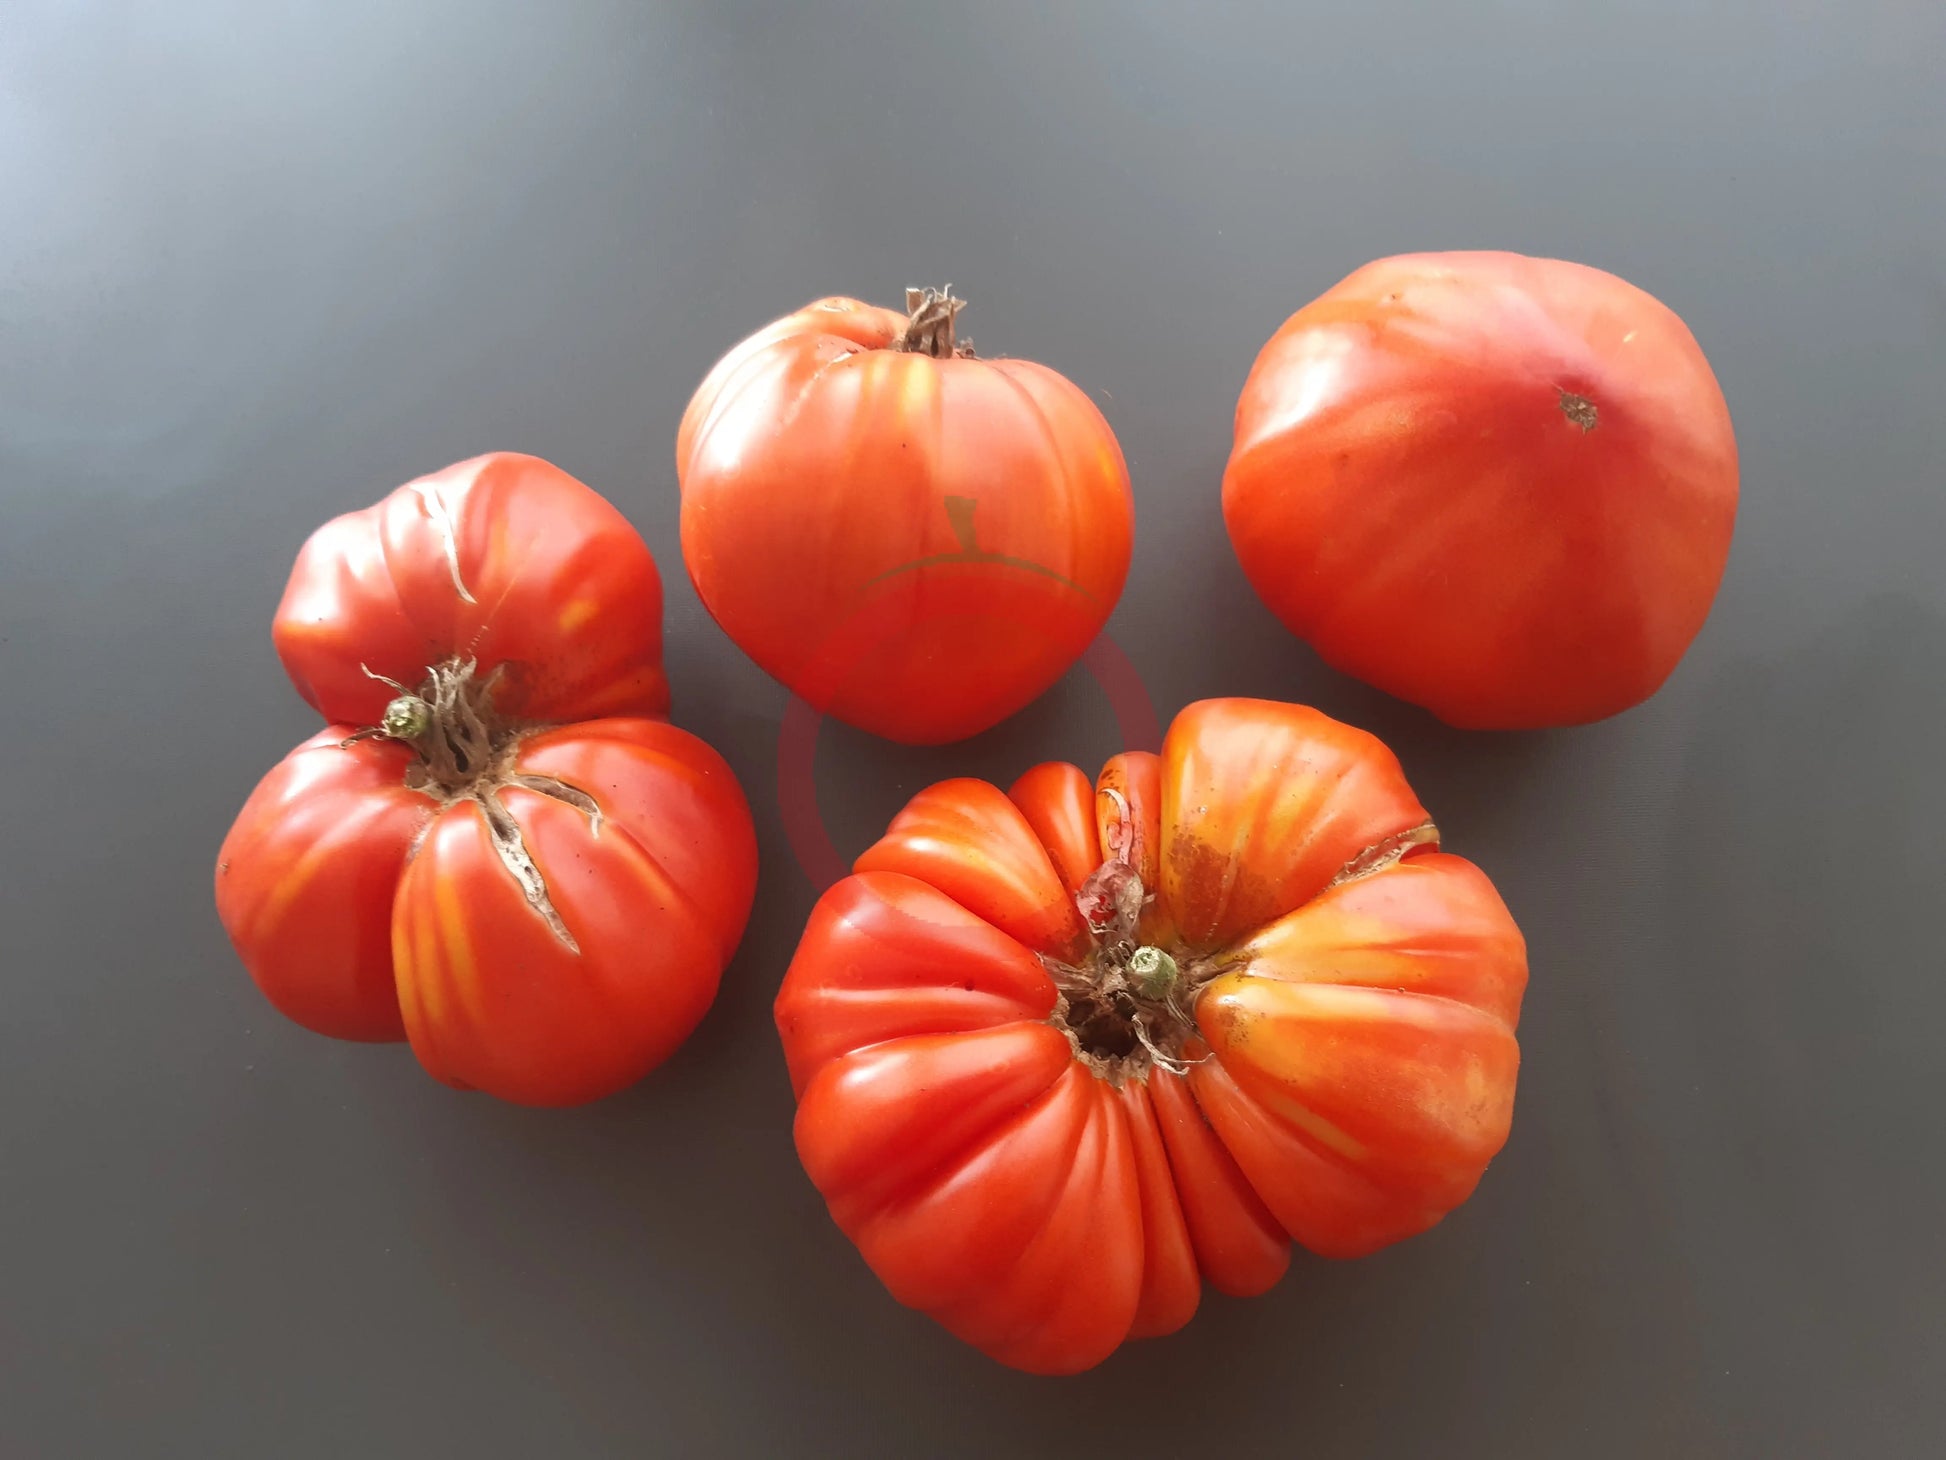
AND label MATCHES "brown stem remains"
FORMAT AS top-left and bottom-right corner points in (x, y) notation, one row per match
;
(1046, 855), (1203, 1084)
(896, 285), (973, 358)
(353, 657), (601, 953)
